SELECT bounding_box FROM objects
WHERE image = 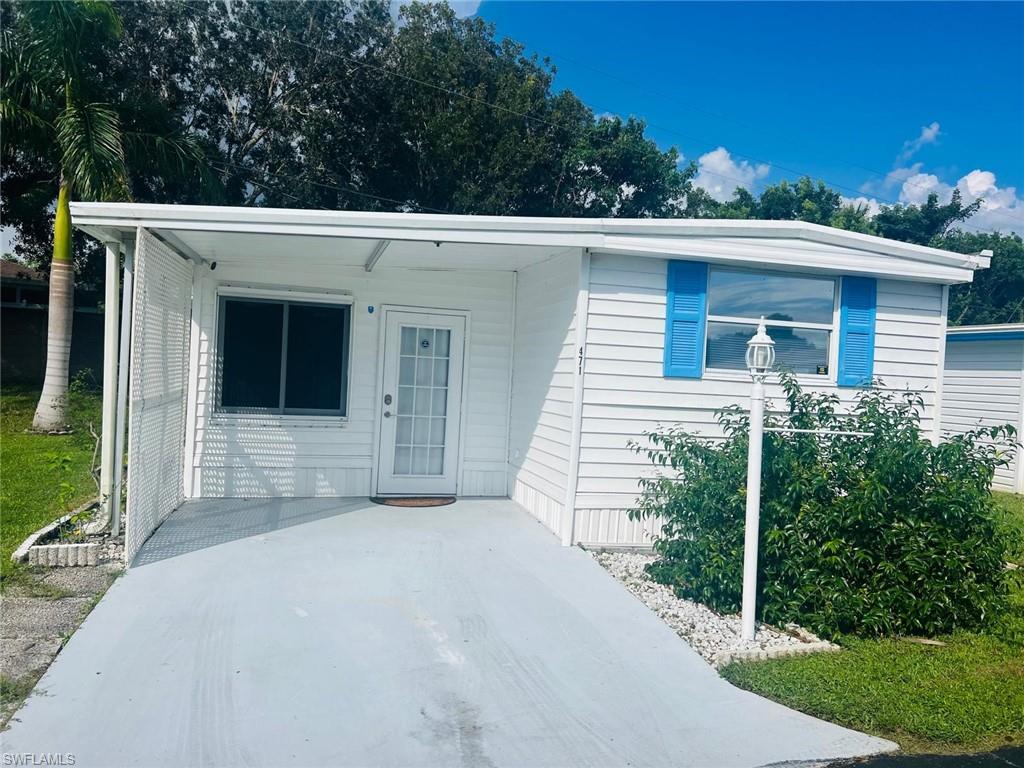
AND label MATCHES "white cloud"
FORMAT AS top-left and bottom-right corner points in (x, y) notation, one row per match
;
(859, 123), (941, 195)
(840, 195), (882, 217)
(448, 0), (481, 17)
(954, 170), (1024, 233)
(692, 147), (770, 202)
(390, 1), (481, 19)
(882, 162), (923, 190)
(898, 172), (953, 206)
(897, 121), (941, 163)
(854, 168), (1024, 235)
